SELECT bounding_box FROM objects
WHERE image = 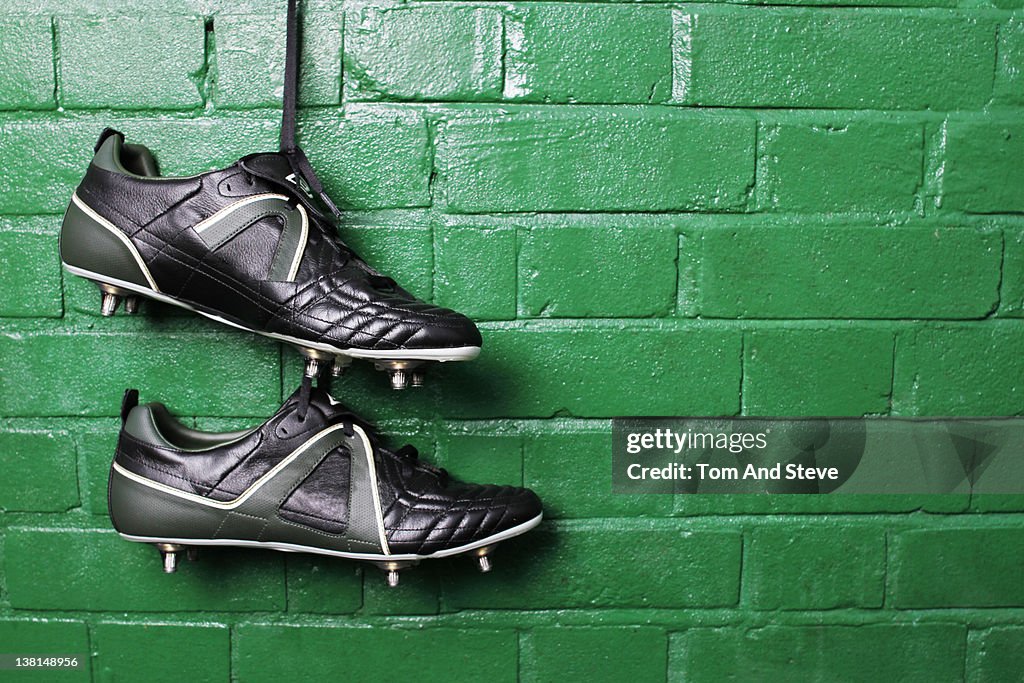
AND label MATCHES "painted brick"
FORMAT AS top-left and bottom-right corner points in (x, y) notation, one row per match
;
(345, 4), (502, 101)
(680, 10), (994, 109)
(435, 324), (742, 418)
(521, 627), (667, 683)
(672, 624), (966, 683)
(284, 556), (363, 614)
(0, 116), (279, 214)
(361, 566), (441, 615)
(505, 6), (672, 104)
(0, 17), (55, 109)
(443, 522), (741, 609)
(523, 430), (672, 518)
(92, 623), (230, 683)
(5, 528), (285, 611)
(435, 432), (523, 487)
(891, 527), (1024, 607)
(1002, 227), (1024, 317)
(744, 328), (894, 416)
(341, 225), (433, 300)
(300, 324), (741, 423)
(758, 119), (923, 212)
(0, 620), (89, 682)
(0, 430), (79, 512)
(434, 226), (517, 321)
(234, 625), (517, 682)
(0, 219), (63, 318)
(676, 492), (969, 516)
(75, 421), (119, 516)
(697, 226), (1001, 319)
(892, 324), (1024, 415)
(58, 15), (205, 109)
(744, 525), (885, 609)
(994, 18), (1024, 107)
(104, 117), (280, 175)
(0, 331), (281, 417)
(439, 108), (755, 213)
(301, 107), (431, 209)
(942, 120), (1024, 213)
(518, 226), (678, 318)
(215, 11), (341, 108)
(0, 118), (100, 215)
(968, 627), (1024, 683)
